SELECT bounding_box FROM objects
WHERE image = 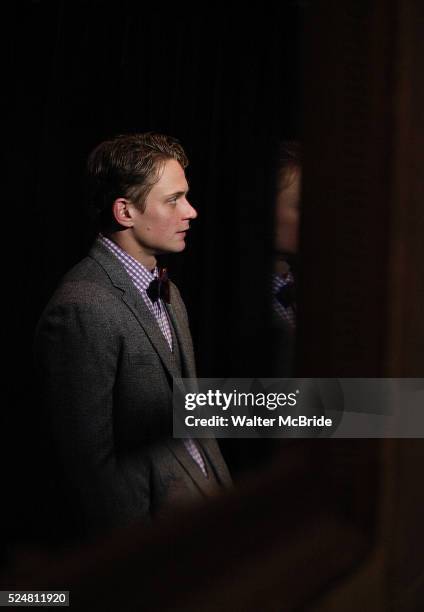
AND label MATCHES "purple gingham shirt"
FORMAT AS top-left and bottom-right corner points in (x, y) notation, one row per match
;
(99, 234), (207, 478)
(99, 234), (173, 349)
(272, 270), (296, 329)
